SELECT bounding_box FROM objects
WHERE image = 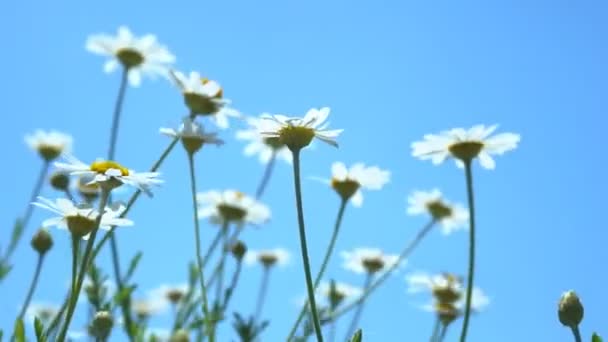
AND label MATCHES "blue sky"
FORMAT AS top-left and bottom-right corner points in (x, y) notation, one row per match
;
(1, 0), (607, 341)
